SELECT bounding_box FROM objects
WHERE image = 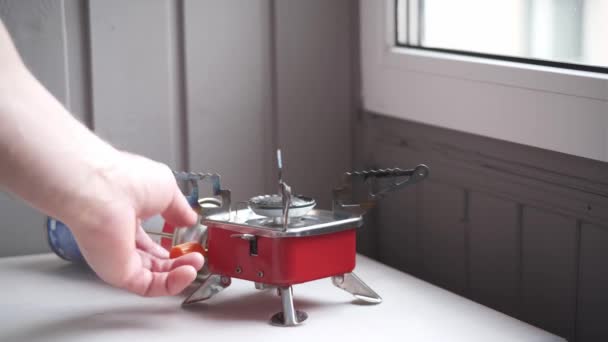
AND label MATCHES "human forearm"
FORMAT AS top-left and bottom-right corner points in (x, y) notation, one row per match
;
(0, 21), (119, 226)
